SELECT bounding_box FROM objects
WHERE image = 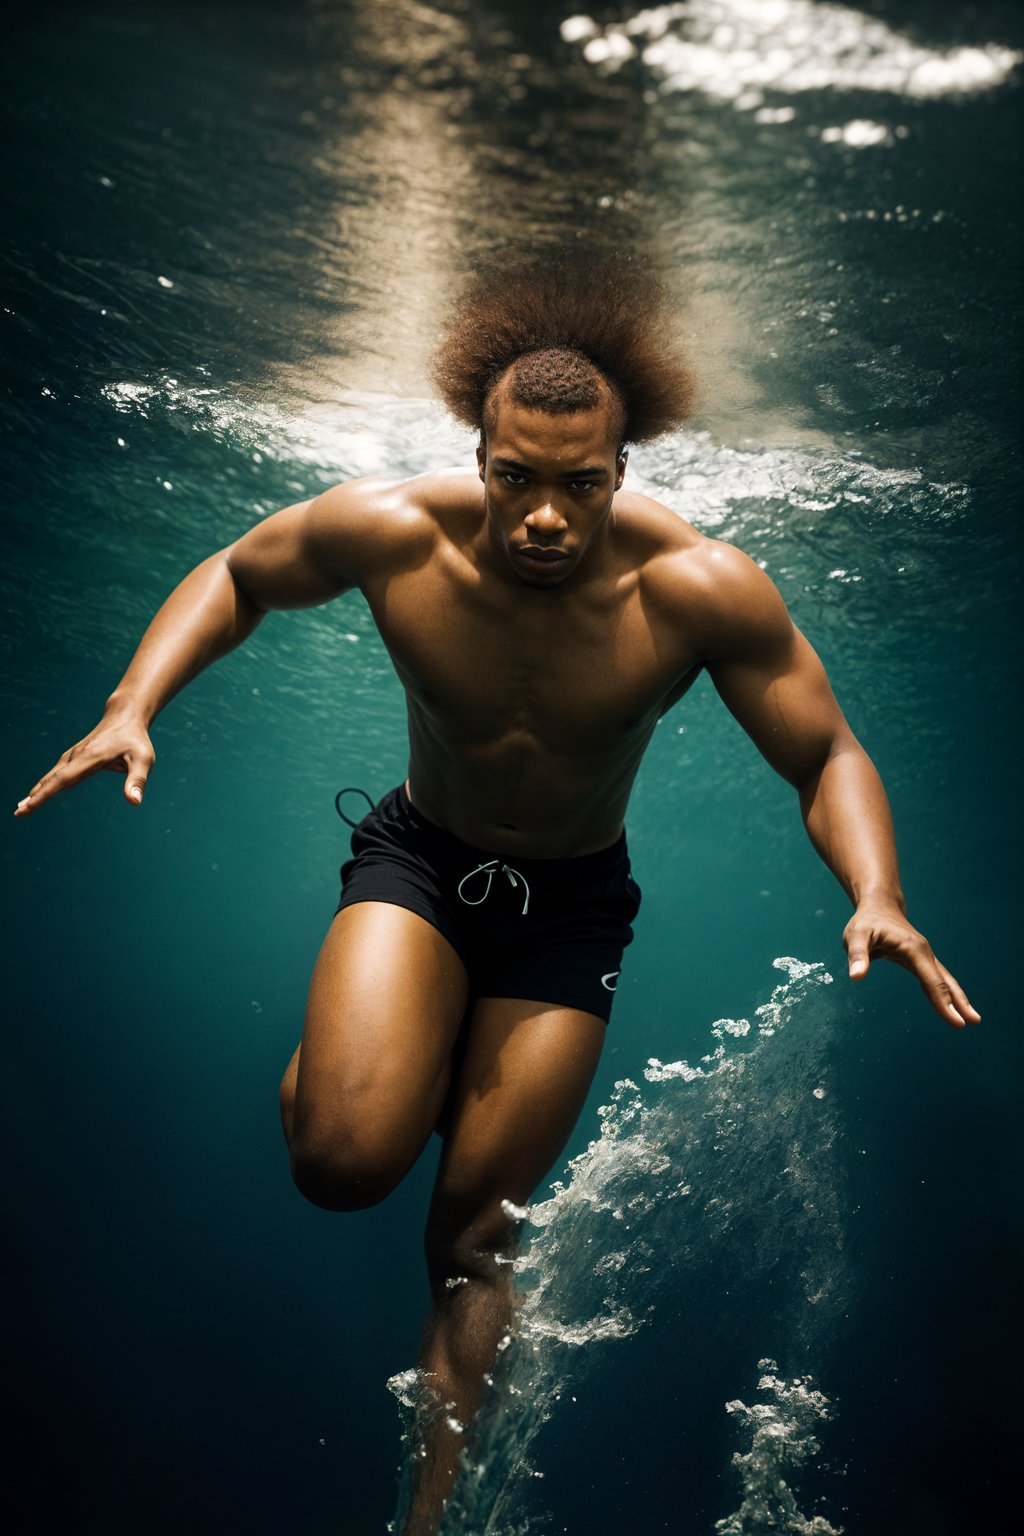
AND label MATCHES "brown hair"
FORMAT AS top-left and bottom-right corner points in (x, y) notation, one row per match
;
(432, 249), (692, 445)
